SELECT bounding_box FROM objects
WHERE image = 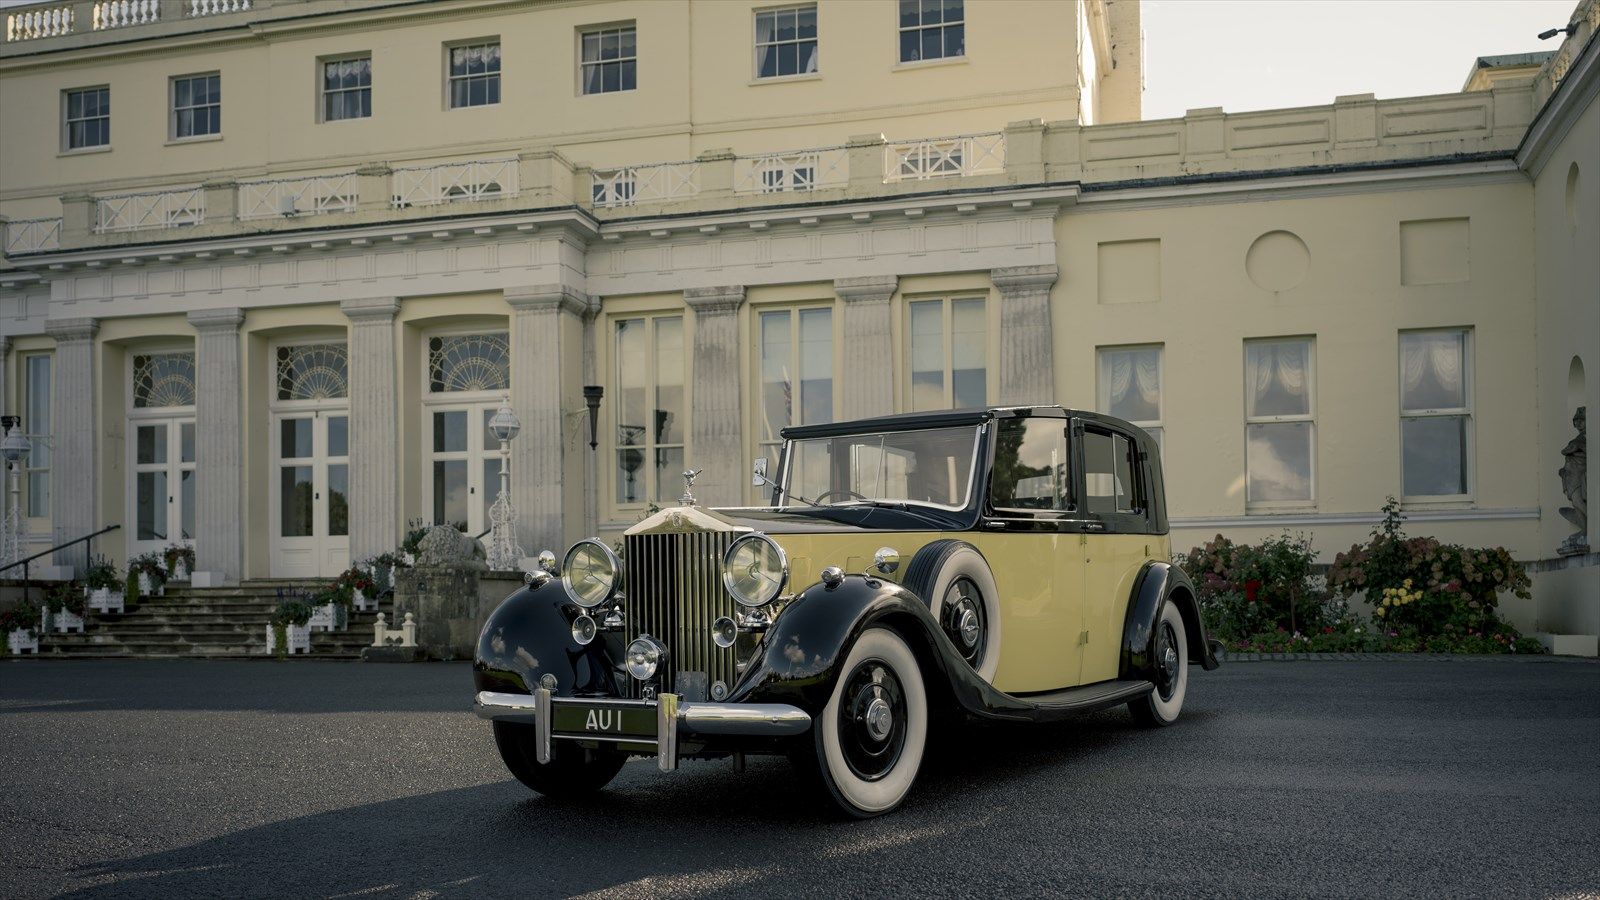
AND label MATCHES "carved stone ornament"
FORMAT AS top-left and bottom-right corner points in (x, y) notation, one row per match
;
(417, 524), (488, 570)
(1558, 406), (1588, 556)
